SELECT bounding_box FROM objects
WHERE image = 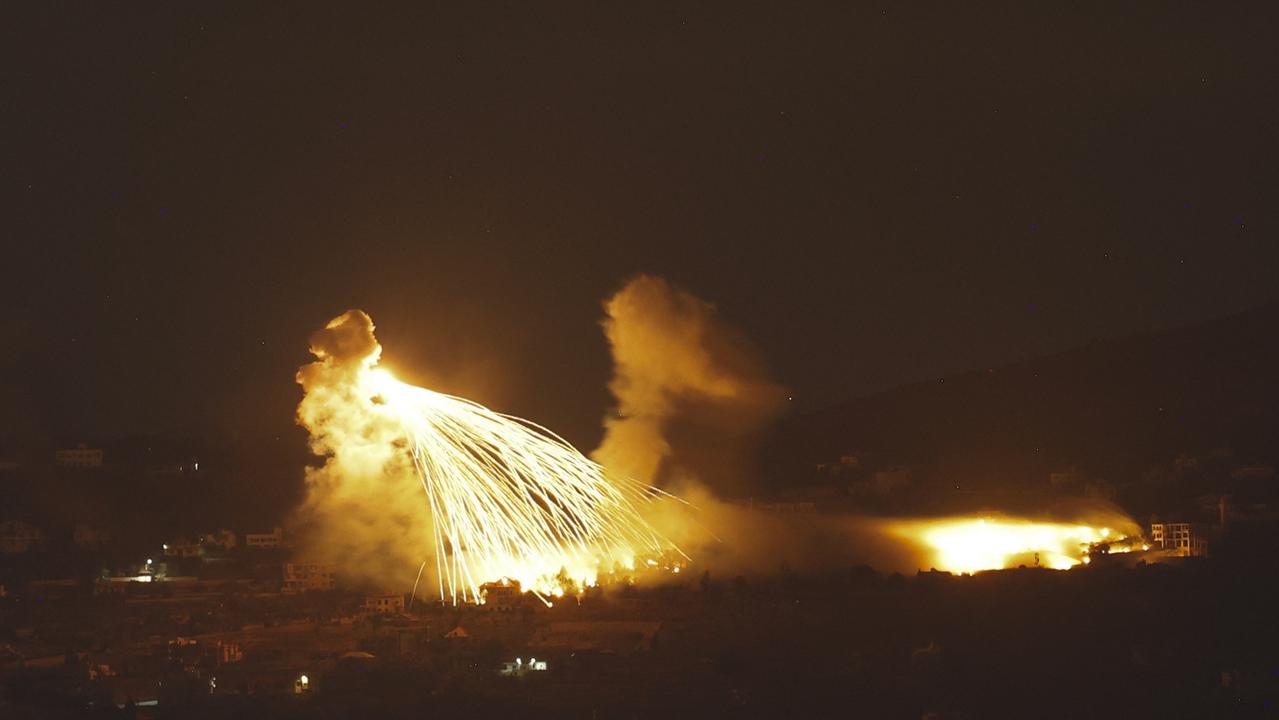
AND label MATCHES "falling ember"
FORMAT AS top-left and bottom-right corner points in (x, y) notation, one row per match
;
(888, 515), (1144, 574)
(297, 310), (685, 605)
